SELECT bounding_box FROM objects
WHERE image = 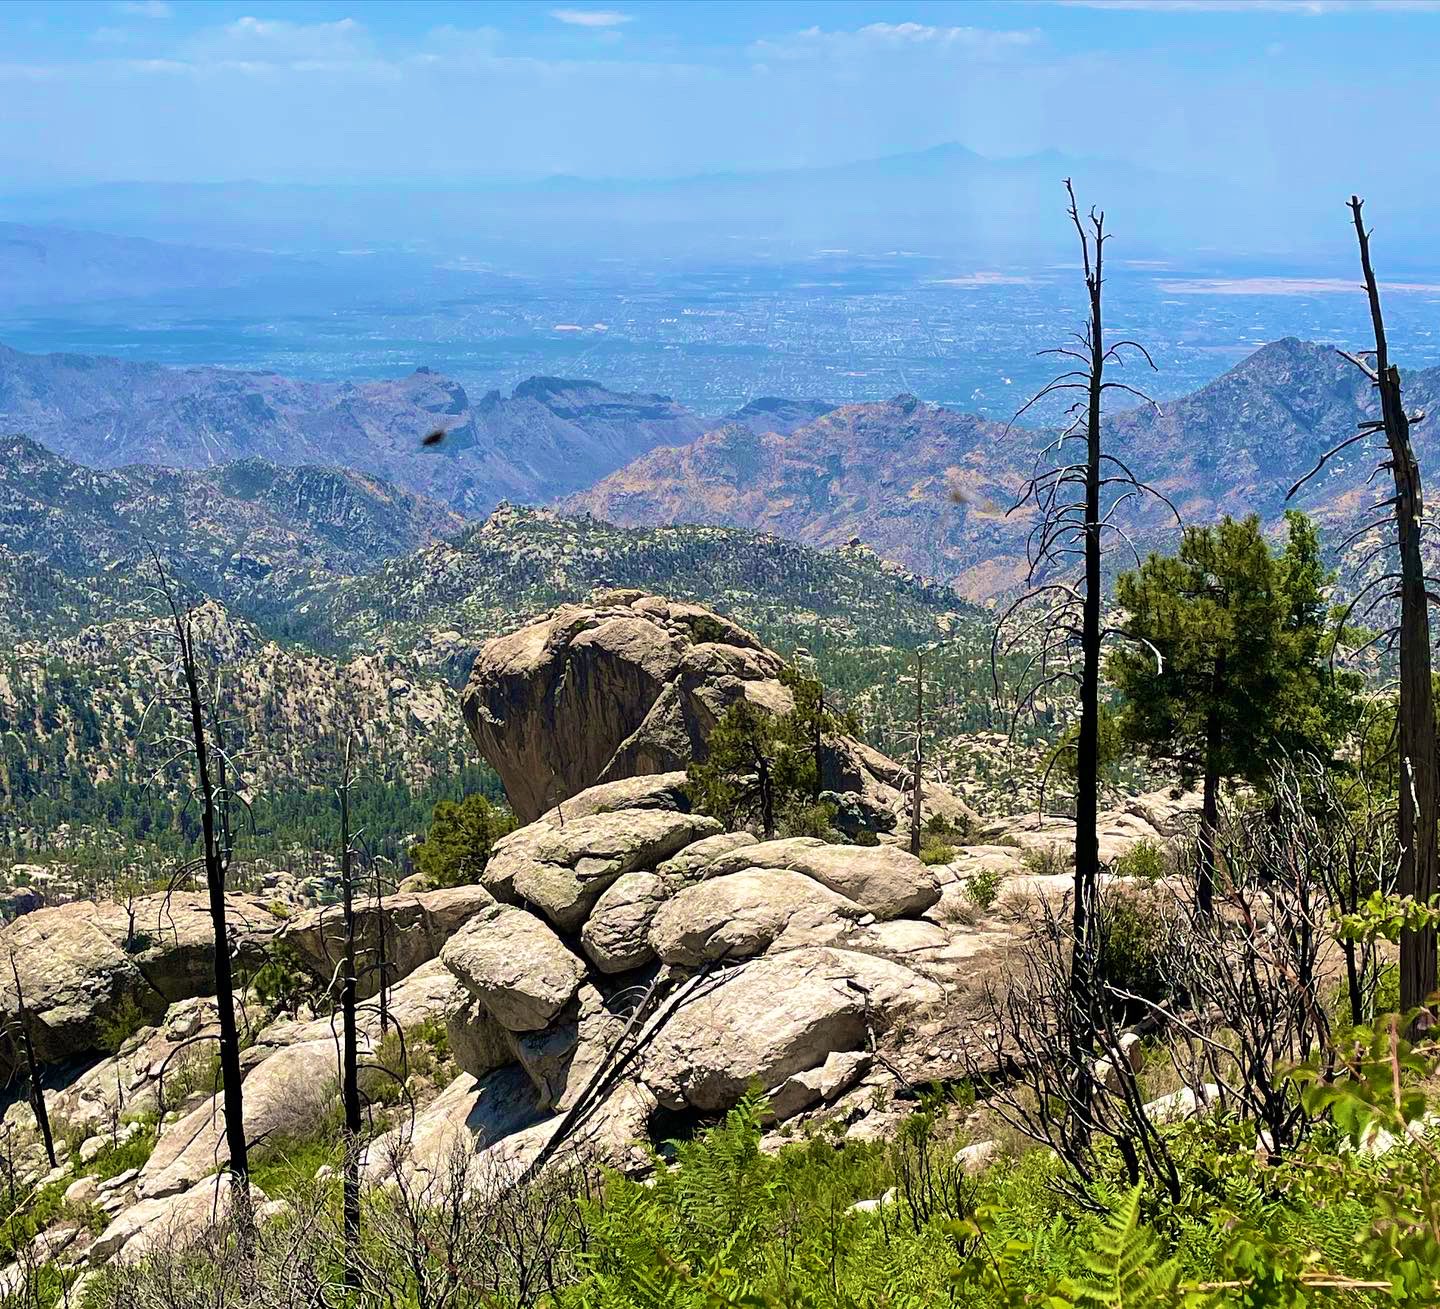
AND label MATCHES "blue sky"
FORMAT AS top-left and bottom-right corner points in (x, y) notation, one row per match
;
(2, 0), (1438, 192)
